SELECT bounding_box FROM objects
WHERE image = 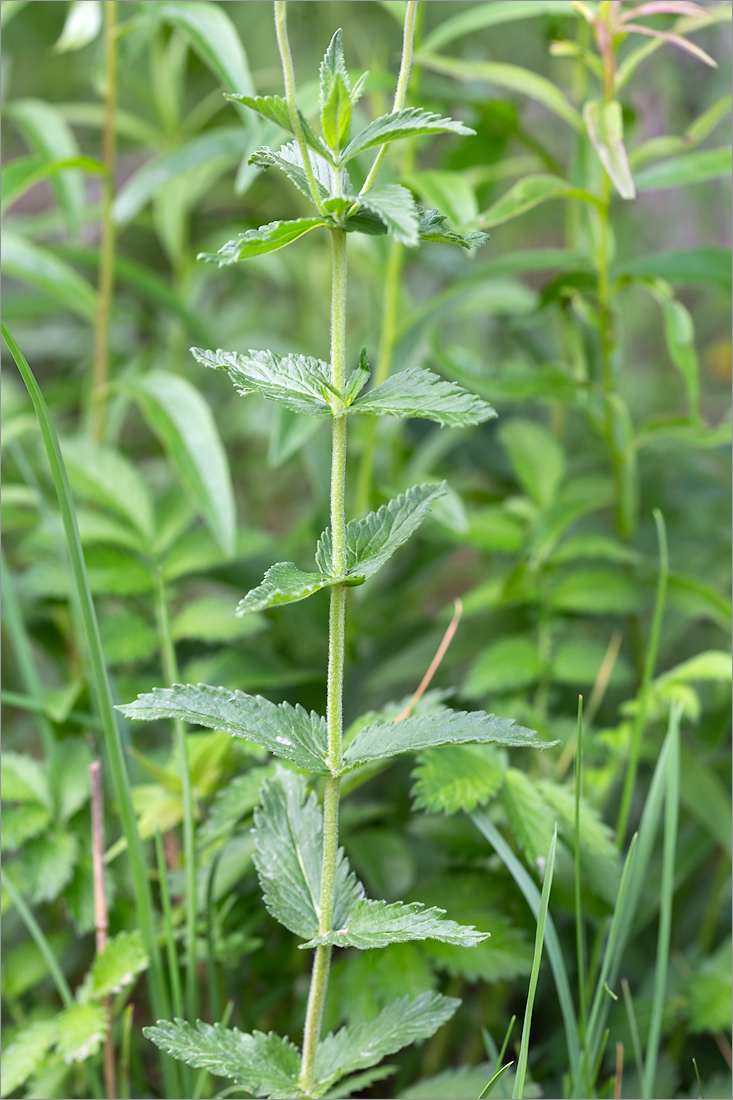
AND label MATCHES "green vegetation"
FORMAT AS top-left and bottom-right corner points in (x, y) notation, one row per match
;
(2, 2), (731, 1098)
